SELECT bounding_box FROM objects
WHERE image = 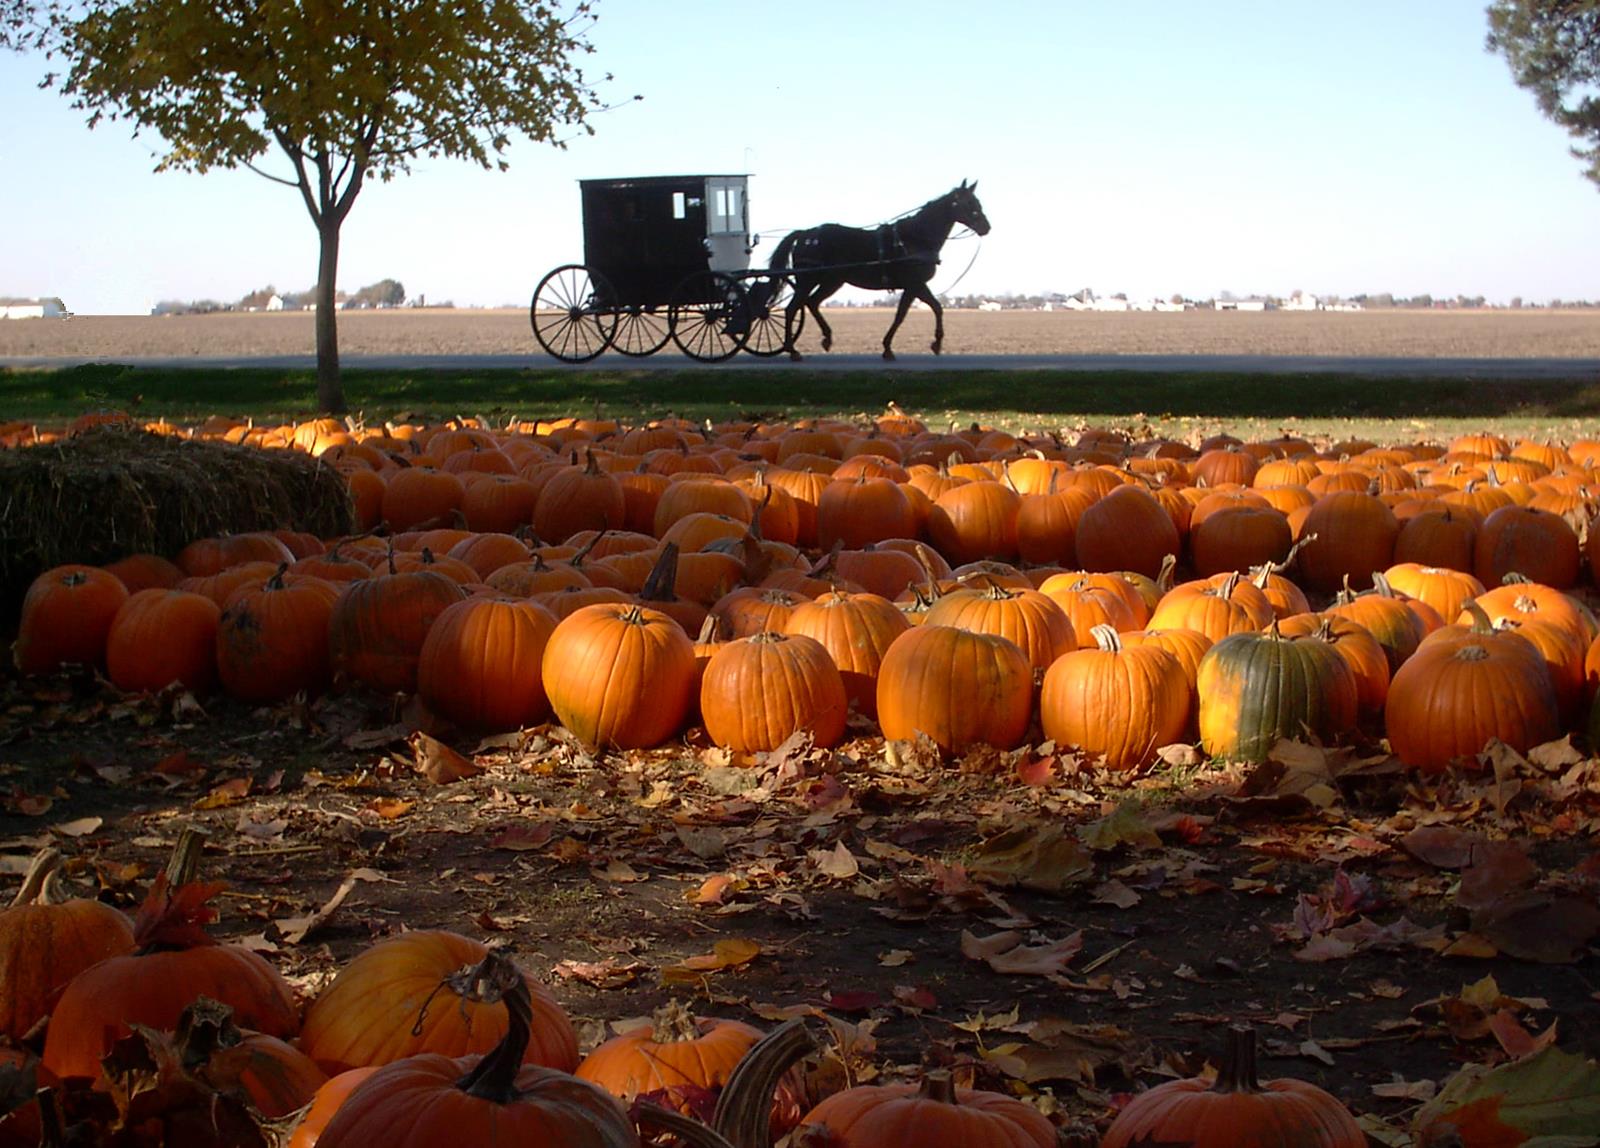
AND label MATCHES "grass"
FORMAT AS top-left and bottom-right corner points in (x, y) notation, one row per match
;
(6, 363), (1600, 443)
